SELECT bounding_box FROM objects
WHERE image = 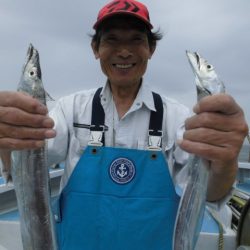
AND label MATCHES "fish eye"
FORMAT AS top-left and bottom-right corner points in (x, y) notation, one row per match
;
(29, 67), (37, 77)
